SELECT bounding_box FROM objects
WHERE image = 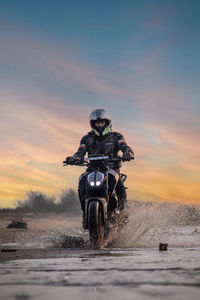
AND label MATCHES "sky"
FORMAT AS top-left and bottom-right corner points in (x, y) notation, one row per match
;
(0, 0), (200, 207)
